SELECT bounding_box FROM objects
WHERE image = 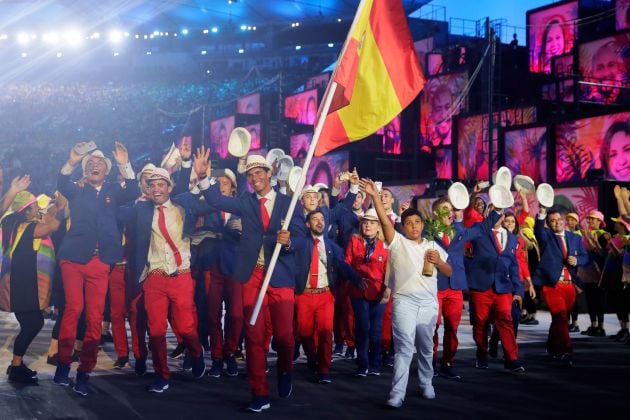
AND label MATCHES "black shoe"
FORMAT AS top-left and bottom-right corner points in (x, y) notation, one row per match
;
(100, 332), (114, 345)
(612, 328), (629, 341)
(581, 326), (597, 336)
(504, 360), (525, 374)
(169, 343), (186, 359)
(7, 364), (38, 384)
(278, 372), (292, 398)
(333, 343), (344, 356)
(47, 354), (58, 366)
(225, 355), (239, 377)
(556, 353), (573, 367)
(475, 358), (489, 369)
(344, 347), (356, 359)
(521, 318), (539, 325)
(488, 340), (498, 359)
(568, 325), (580, 333)
(592, 327), (606, 337)
(439, 363), (462, 380)
(72, 350), (81, 363)
(113, 356), (129, 369)
(246, 395), (271, 413)
(134, 357), (147, 376)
